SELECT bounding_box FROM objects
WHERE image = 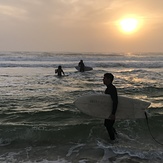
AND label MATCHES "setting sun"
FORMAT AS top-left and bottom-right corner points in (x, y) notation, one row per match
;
(119, 18), (138, 33)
